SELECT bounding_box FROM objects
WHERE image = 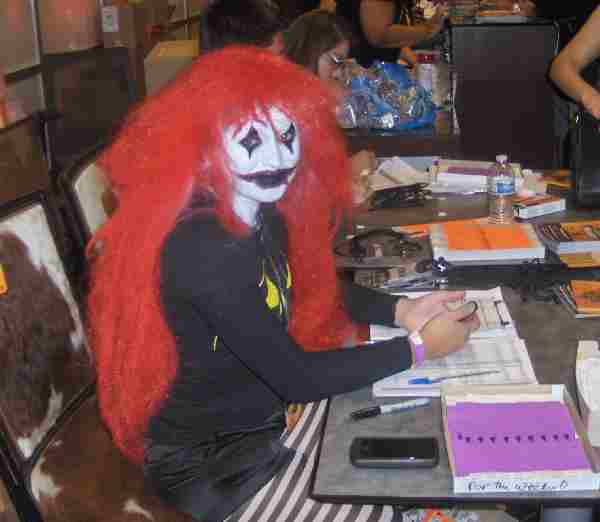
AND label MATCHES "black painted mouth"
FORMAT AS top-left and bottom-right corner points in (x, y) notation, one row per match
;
(237, 168), (295, 189)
